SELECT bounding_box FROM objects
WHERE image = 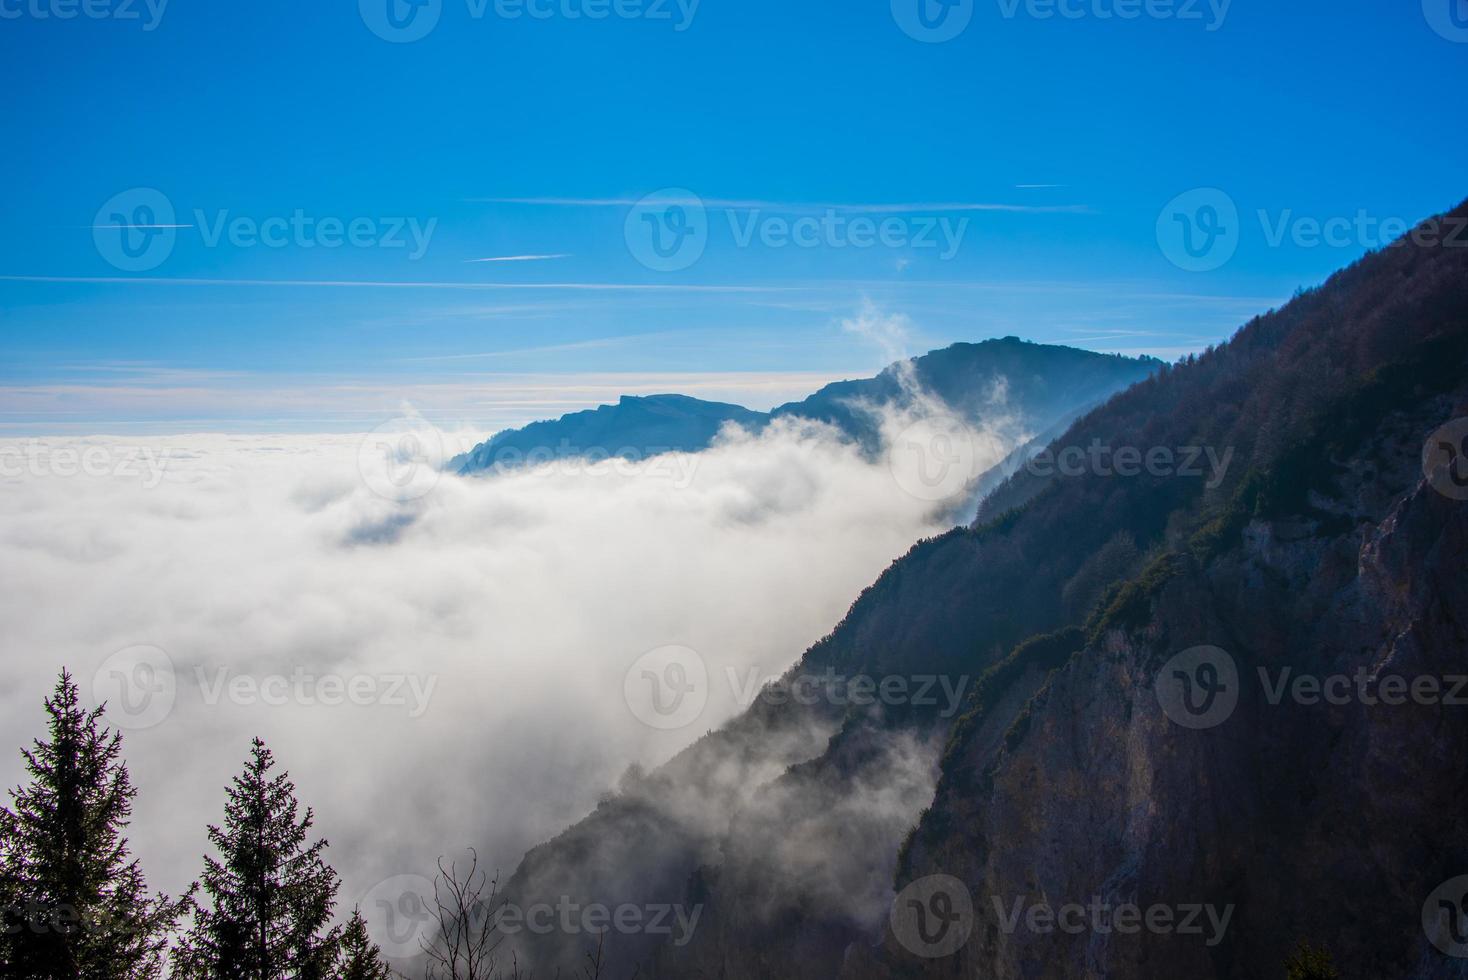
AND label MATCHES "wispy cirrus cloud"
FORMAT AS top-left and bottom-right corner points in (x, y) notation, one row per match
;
(464, 254), (572, 263)
(398, 330), (682, 363)
(469, 196), (1091, 214)
(0, 370), (853, 434)
(0, 275), (792, 293)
